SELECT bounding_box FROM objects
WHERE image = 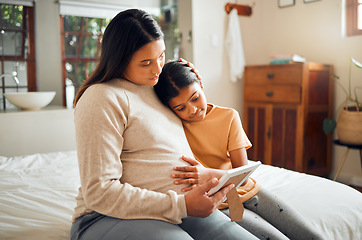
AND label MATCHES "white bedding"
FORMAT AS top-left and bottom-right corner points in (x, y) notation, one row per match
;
(253, 164), (362, 240)
(0, 151), (361, 240)
(0, 151), (79, 240)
